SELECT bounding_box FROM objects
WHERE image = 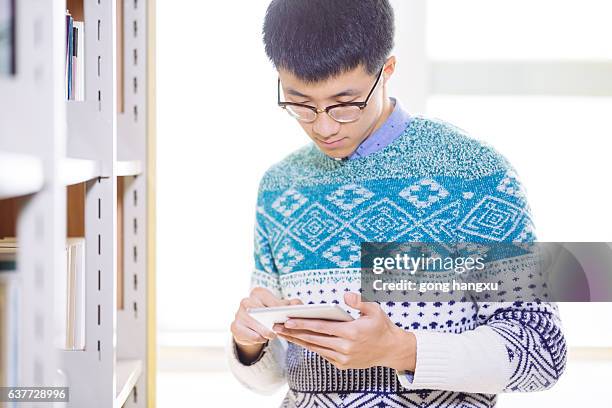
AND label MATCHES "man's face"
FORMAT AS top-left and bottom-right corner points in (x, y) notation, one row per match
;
(278, 63), (390, 159)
